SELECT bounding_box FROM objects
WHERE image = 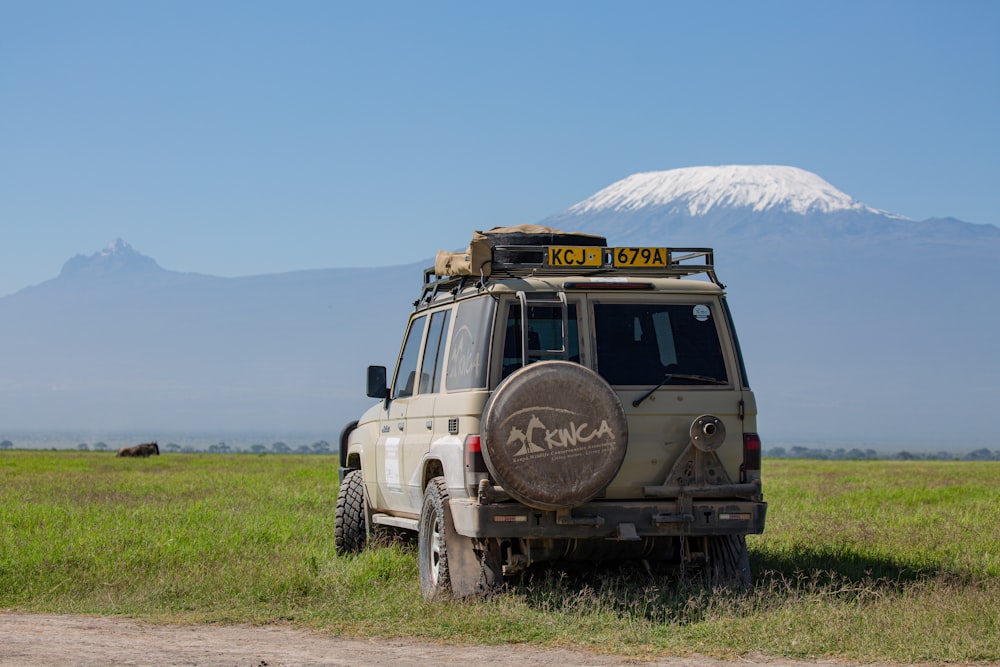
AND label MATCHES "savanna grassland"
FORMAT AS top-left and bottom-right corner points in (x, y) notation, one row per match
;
(1, 451), (997, 664)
